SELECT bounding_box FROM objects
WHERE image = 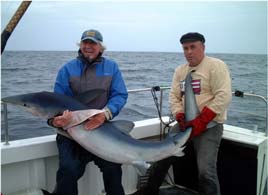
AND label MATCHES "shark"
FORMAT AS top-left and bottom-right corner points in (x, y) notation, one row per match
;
(183, 71), (217, 129)
(2, 72), (211, 175)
